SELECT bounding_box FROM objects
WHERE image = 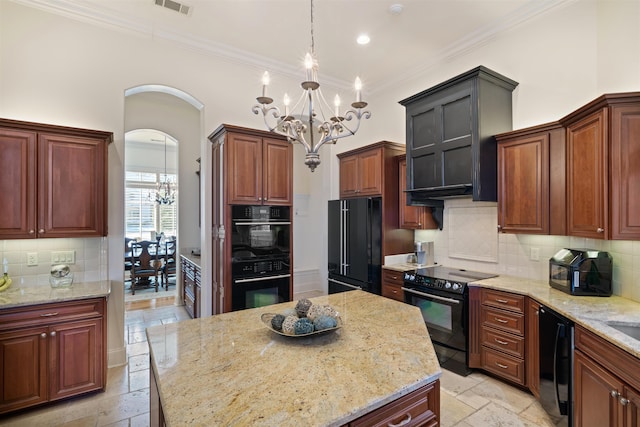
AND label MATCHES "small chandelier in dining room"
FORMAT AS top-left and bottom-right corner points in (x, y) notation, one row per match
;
(150, 137), (176, 205)
(252, 0), (371, 172)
